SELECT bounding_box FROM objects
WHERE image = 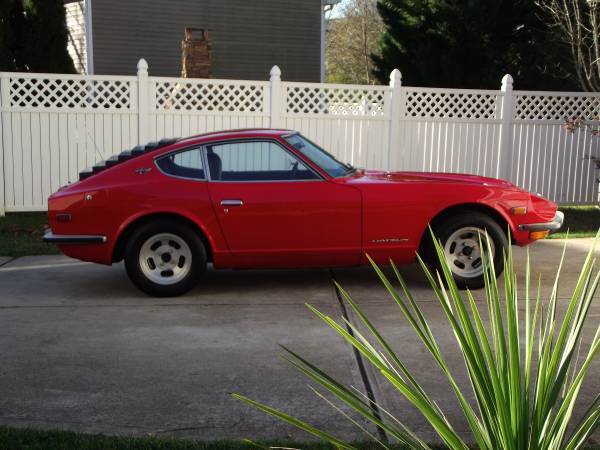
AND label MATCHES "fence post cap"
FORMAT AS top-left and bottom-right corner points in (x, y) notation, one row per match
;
(137, 58), (149, 74)
(389, 69), (402, 87)
(270, 65), (281, 81)
(501, 74), (513, 90)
